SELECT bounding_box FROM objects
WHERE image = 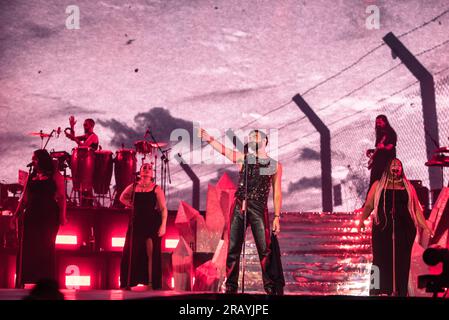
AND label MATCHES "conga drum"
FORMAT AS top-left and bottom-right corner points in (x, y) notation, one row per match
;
(114, 149), (137, 196)
(71, 147), (95, 191)
(93, 150), (113, 194)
